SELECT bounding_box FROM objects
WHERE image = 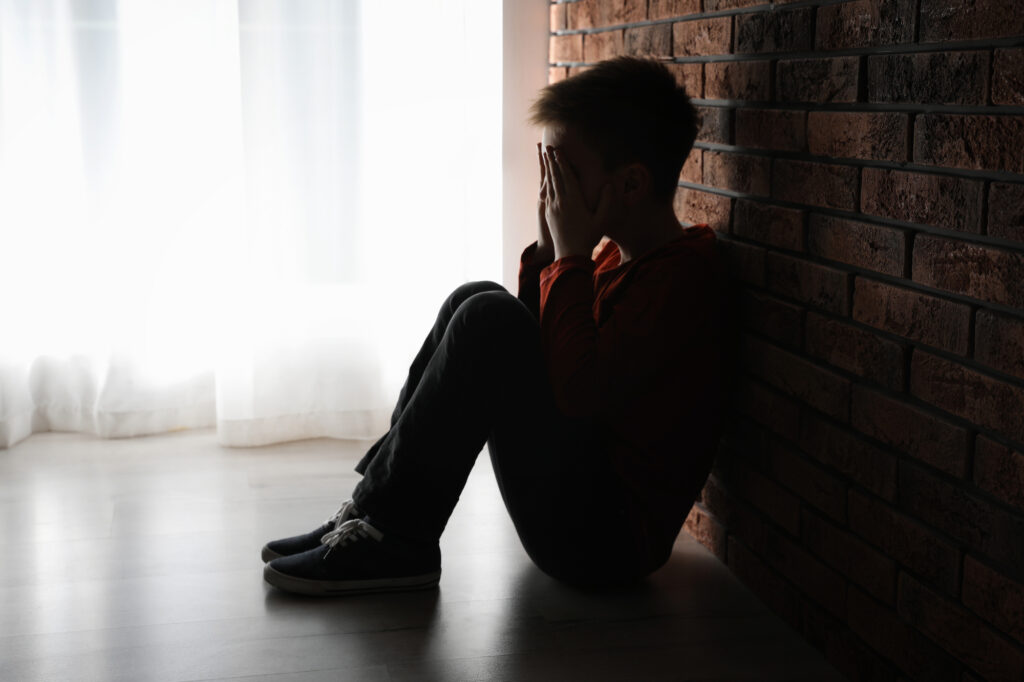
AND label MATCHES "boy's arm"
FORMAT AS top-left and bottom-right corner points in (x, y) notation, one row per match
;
(517, 240), (555, 321)
(538, 249), (718, 425)
(519, 141), (557, 320)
